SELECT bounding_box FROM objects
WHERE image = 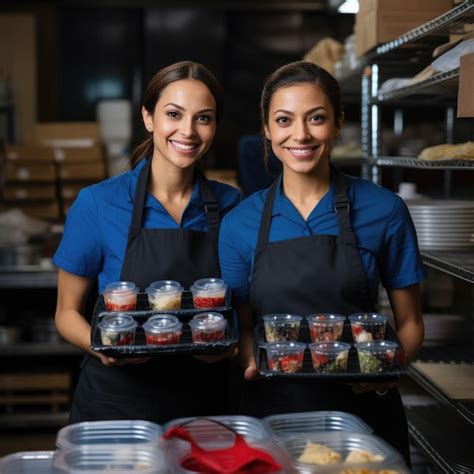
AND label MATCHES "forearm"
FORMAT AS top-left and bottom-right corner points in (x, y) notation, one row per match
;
(396, 318), (424, 363)
(56, 308), (94, 354)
